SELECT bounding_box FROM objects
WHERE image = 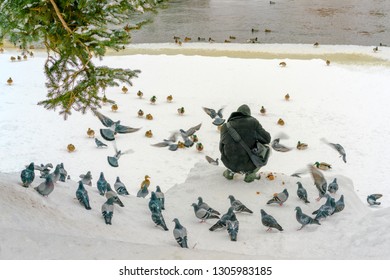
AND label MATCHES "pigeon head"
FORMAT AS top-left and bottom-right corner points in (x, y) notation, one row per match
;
(260, 209), (267, 217)
(295, 206), (302, 212)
